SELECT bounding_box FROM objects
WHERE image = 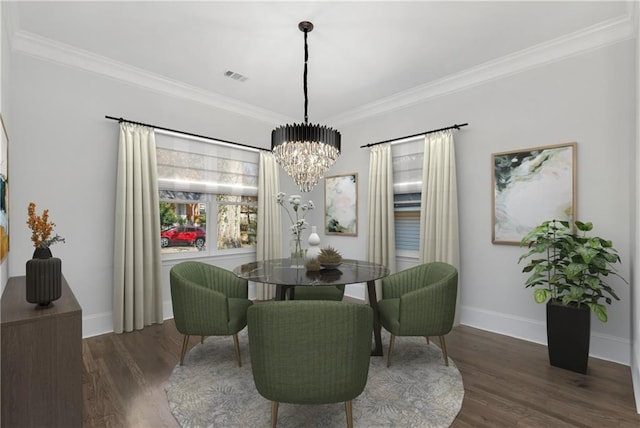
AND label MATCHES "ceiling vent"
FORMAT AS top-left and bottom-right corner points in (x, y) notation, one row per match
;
(224, 70), (248, 82)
